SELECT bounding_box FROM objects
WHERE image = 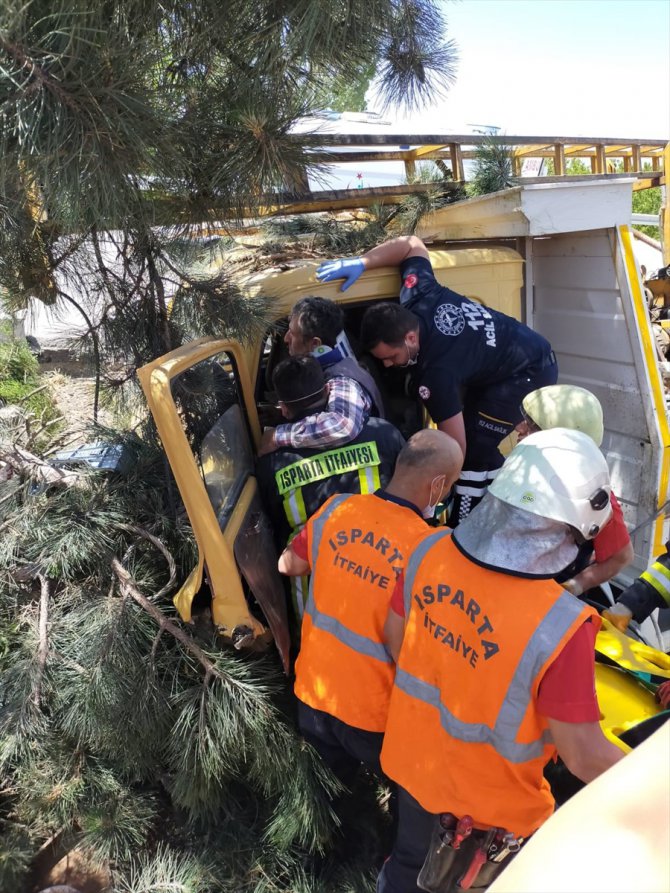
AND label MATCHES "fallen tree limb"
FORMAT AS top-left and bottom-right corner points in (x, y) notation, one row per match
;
(111, 557), (225, 685)
(0, 443), (80, 487)
(16, 383), (49, 403)
(27, 827), (85, 893)
(632, 227), (662, 251)
(116, 523), (176, 601)
(34, 575), (53, 708)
